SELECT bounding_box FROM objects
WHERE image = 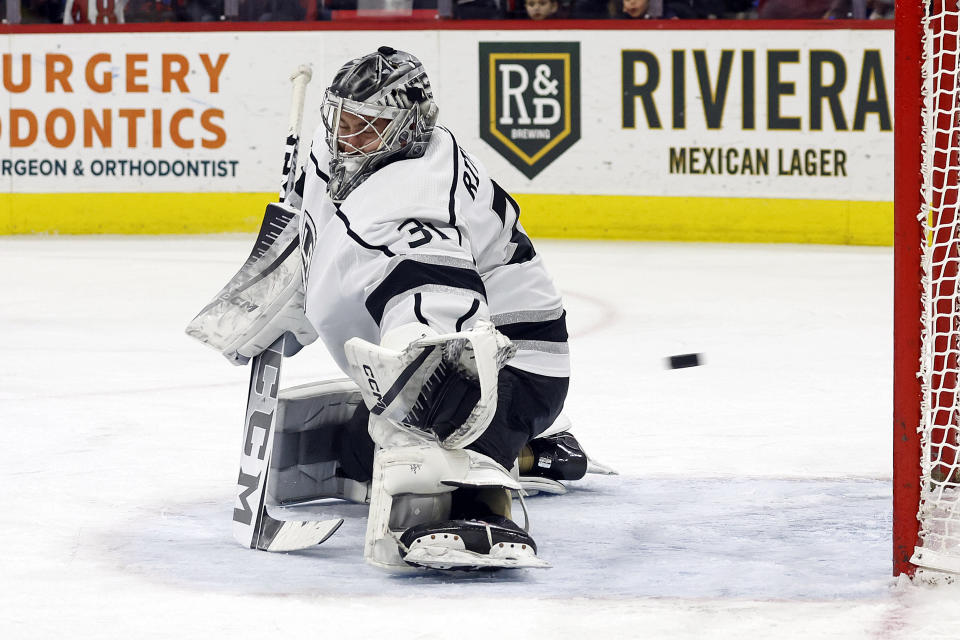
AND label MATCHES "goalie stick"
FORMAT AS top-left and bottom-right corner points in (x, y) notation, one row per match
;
(231, 64), (344, 552)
